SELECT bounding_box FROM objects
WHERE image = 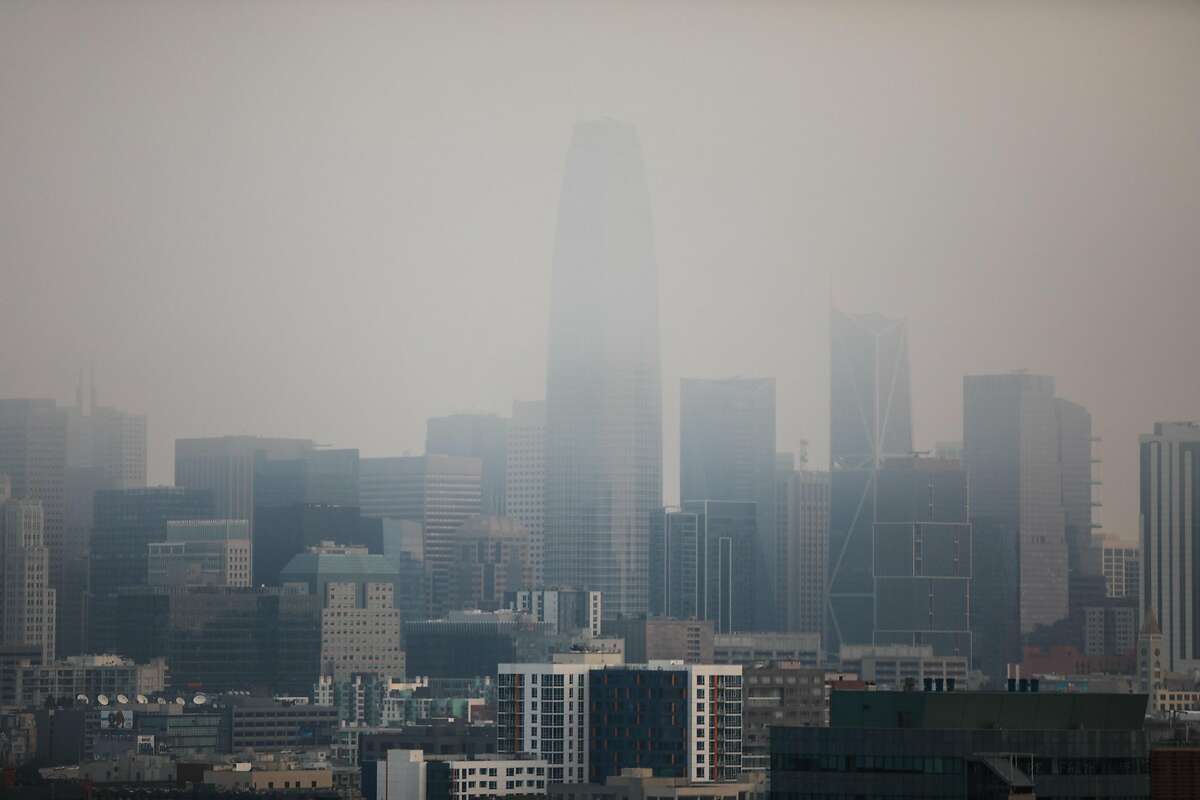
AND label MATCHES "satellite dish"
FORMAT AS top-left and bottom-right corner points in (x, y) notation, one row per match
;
(154, 697), (166, 704)
(136, 694), (148, 704)
(174, 696), (186, 706)
(116, 694), (129, 705)
(193, 693), (207, 706)
(76, 694), (89, 704)
(97, 694), (110, 706)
